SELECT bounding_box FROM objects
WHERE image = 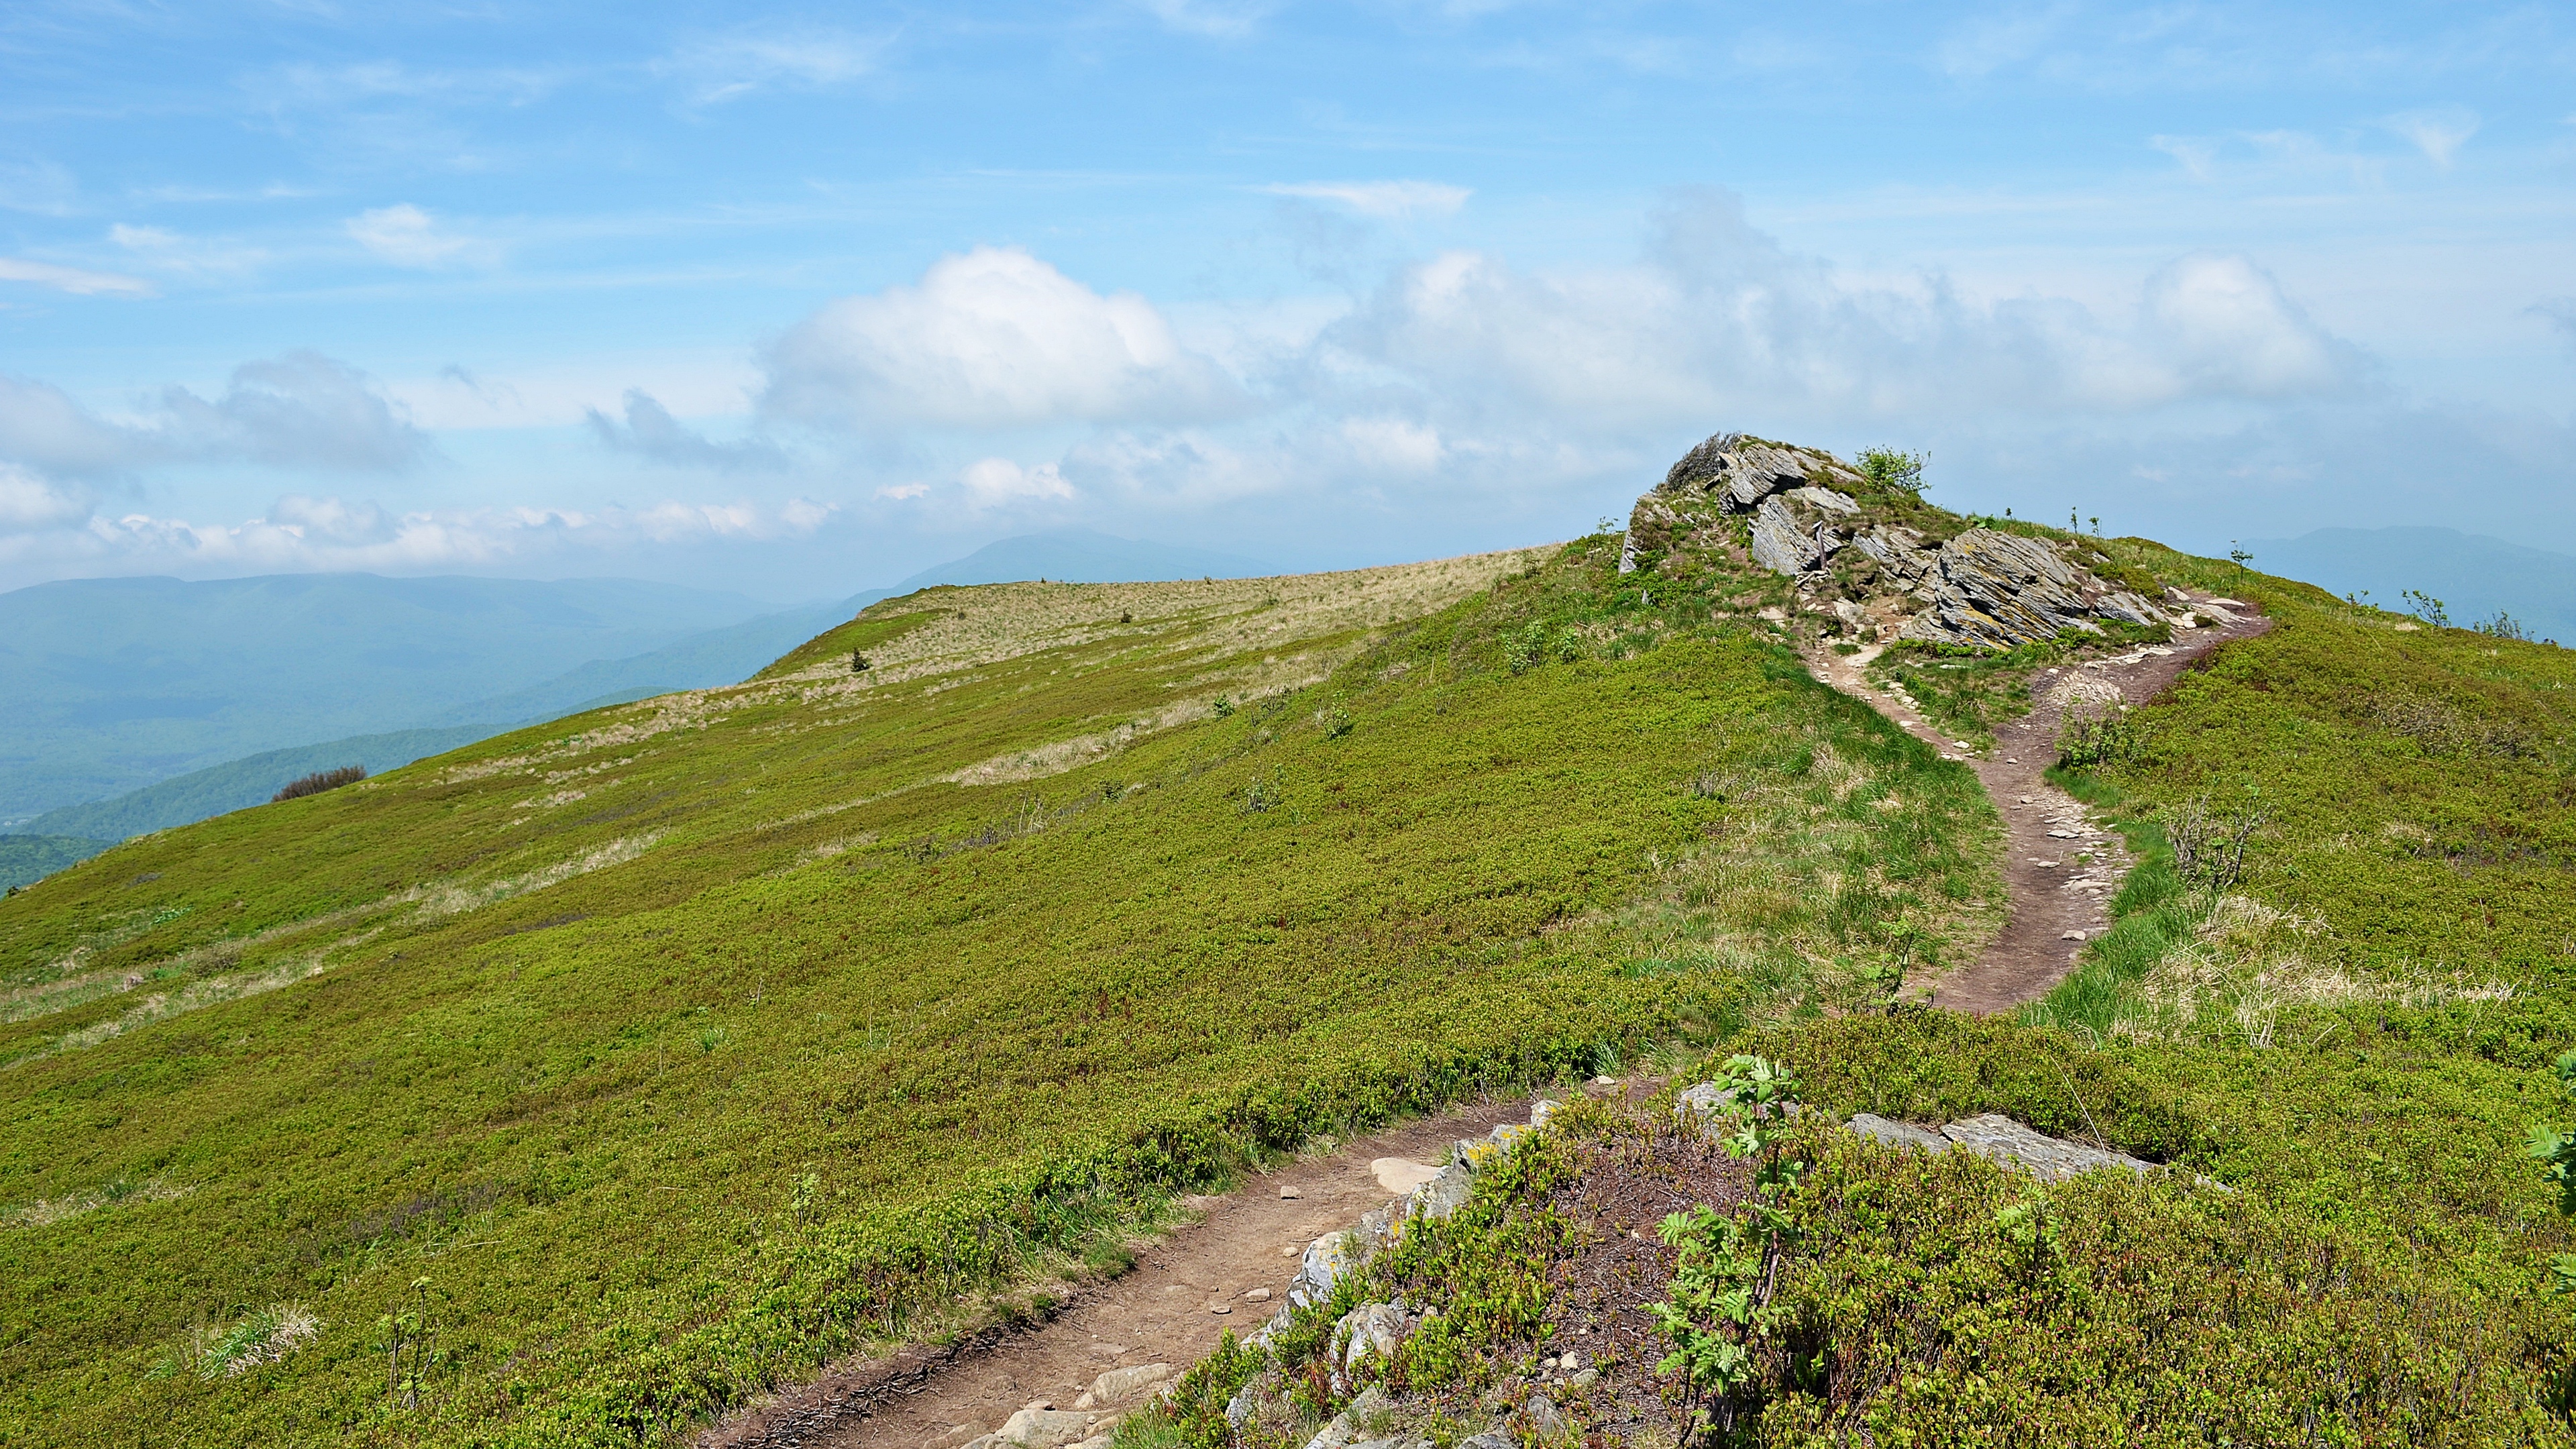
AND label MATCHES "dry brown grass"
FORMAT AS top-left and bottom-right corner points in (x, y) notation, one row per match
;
(2115, 894), (2513, 1046)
